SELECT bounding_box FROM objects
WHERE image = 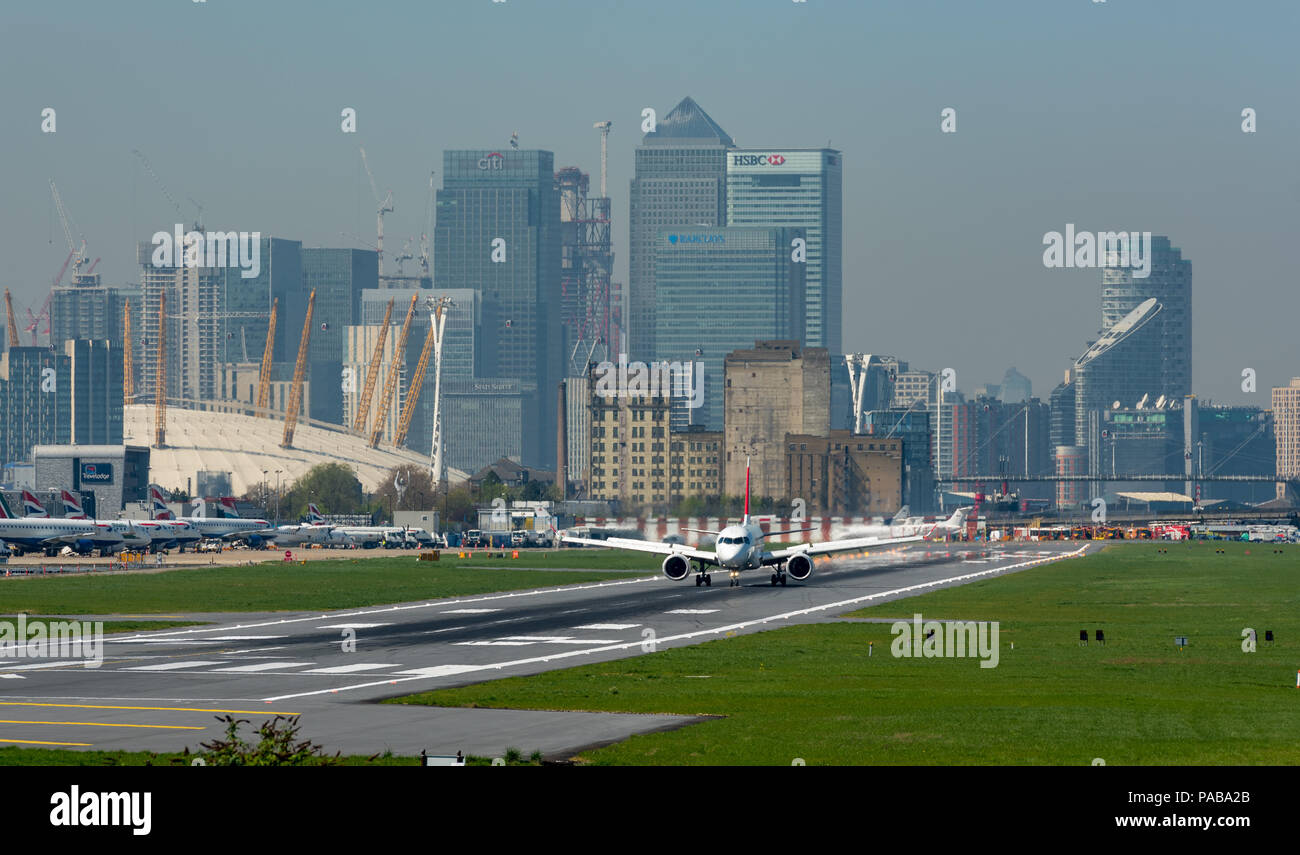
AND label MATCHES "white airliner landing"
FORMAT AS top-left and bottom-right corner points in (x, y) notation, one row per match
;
(560, 463), (971, 587)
